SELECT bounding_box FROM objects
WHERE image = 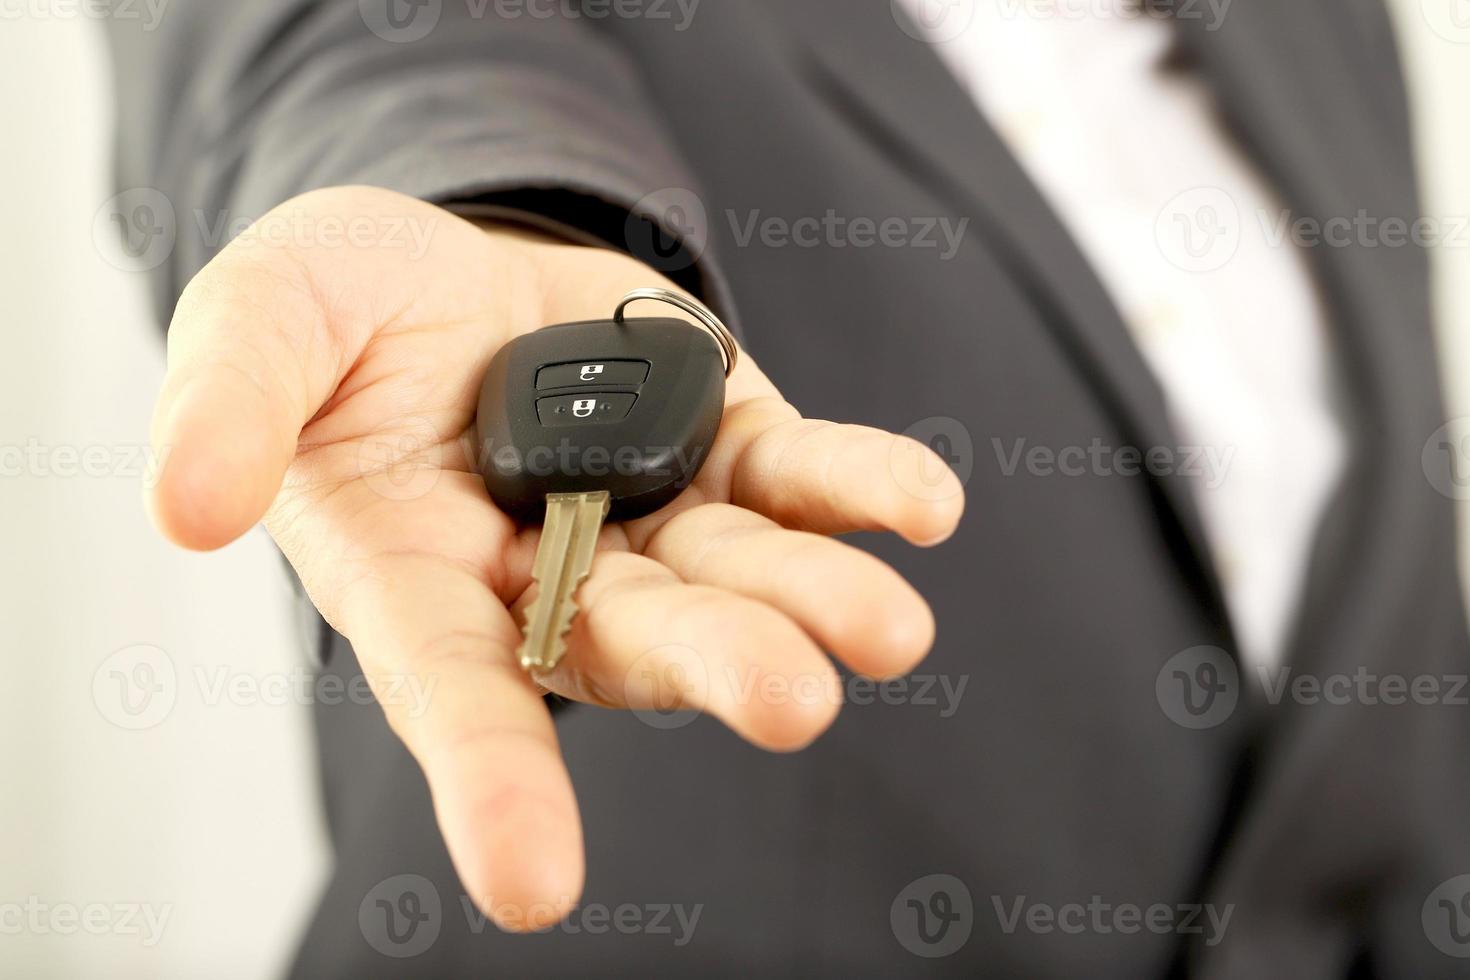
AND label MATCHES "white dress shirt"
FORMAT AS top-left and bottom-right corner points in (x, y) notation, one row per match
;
(898, 0), (1347, 671)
